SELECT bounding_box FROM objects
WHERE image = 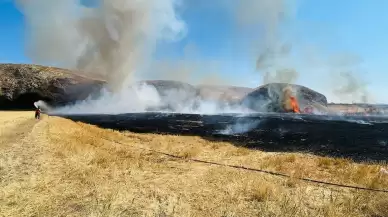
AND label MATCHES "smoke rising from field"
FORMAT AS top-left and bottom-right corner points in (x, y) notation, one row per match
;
(217, 119), (262, 135)
(333, 71), (371, 103)
(17, 0), (187, 91)
(19, 0), (379, 120)
(234, 0), (375, 105)
(328, 54), (373, 104)
(234, 0), (299, 85)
